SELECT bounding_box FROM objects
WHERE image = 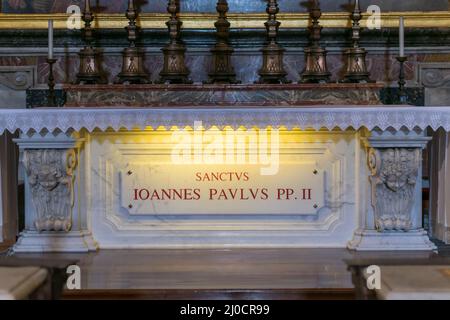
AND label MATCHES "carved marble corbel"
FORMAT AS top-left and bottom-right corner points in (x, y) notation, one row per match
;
(368, 147), (421, 231)
(348, 131), (436, 251)
(0, 66), (36, 90)
(22, 148), (77, 232)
